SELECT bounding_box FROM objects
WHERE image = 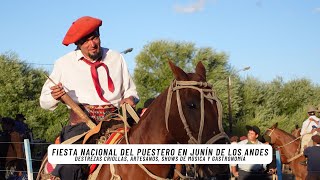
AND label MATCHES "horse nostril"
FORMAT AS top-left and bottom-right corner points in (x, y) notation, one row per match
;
(187, 103), (197, 109)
